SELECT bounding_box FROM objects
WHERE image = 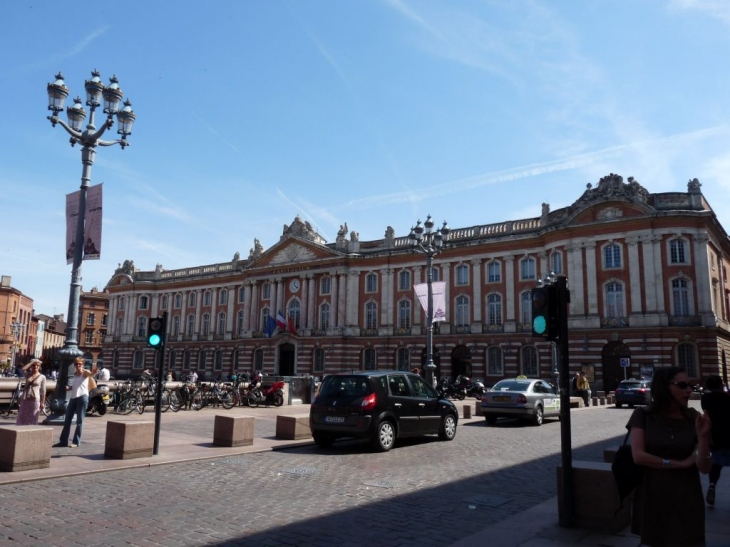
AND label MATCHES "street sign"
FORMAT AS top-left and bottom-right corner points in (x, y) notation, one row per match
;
(619, 358), (630, 368)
